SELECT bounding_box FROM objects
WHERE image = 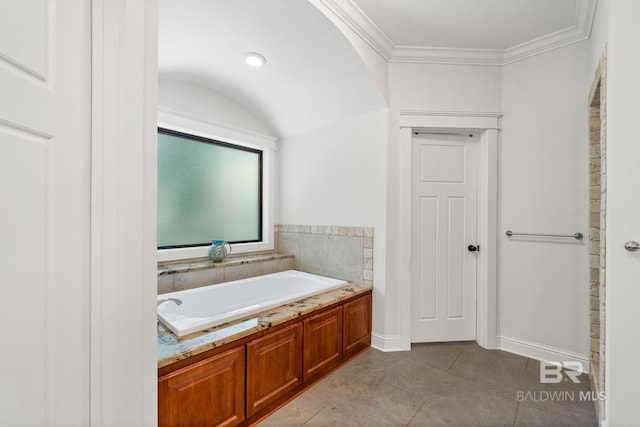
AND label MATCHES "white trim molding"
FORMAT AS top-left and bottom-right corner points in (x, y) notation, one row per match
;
(309, 0), (394, 61)
(398, 110), (501, 350)
(321, 0), (597, 66)
(498, 335), (590, 374)
(503, 0), (597, 65)
(391, 46), (504, 66)
(399, 110), (502, 130)
(91, 0), (158, 425)
(371, 333), (407, 352)
(157, 107), (277, 149)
